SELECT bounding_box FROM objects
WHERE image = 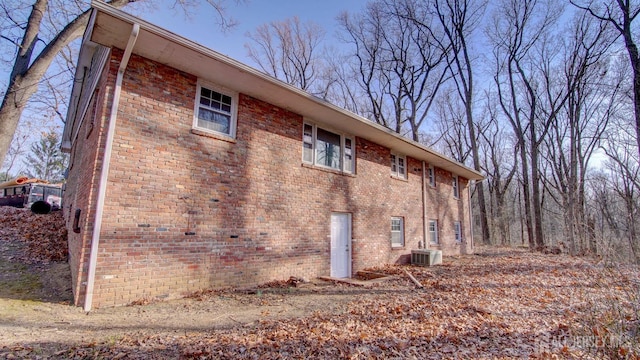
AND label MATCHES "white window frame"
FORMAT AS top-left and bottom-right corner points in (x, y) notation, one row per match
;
(302, 122), (354, 174)
(391, 217), (404, 248)
(429, 220), (439, 244)
(193, 80), (238, 138)
(454, 221), (462, 242)
(391, 152), (407, 179)
(453, 175), (459, 199)
(428, 165), (436, 187)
